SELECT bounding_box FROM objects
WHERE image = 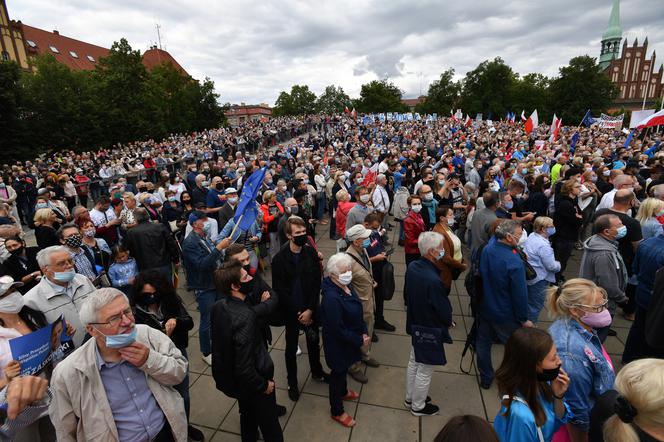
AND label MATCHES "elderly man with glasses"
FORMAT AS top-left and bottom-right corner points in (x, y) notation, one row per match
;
(24, 245), (96, 347)
(49, 287), (188, 442)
